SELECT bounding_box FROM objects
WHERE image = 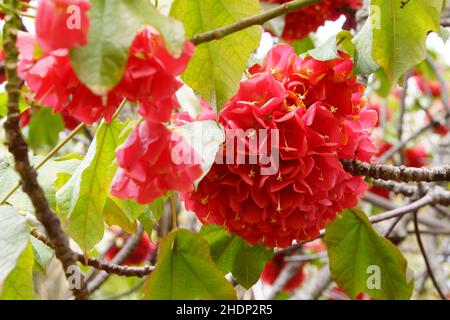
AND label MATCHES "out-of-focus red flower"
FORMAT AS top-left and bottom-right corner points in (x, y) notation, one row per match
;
(404, 146), (430, 168)
(183, 45), (376, 248)
(0, 0), (31, 20)
(20, 109), (32, 128)
(111, 121), (203, 204)
(105, 232), (156, 266)
(413, 74), (441, 98)
(262, 0), (362, 41)
(261, 252), (305, 292)
(115, 28), (195, 124)
(36, 0), (91, 52)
